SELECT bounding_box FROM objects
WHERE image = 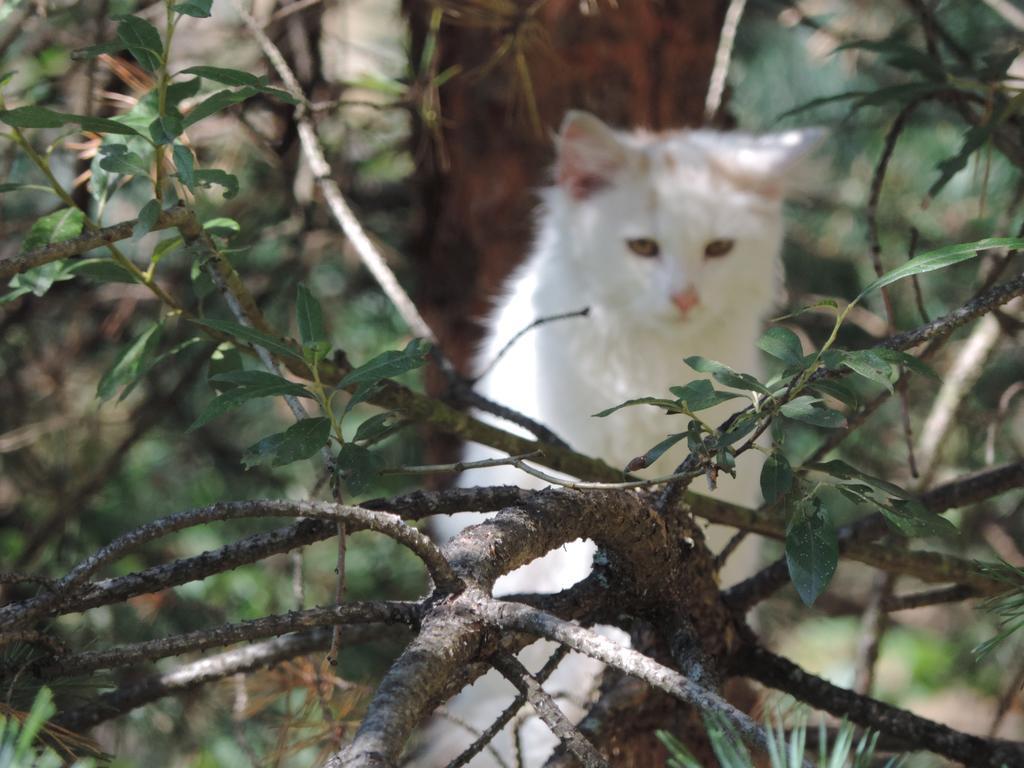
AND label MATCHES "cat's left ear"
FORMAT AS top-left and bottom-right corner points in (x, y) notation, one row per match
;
(556, 111), (629, 200)
(702, 128), (826, 198)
